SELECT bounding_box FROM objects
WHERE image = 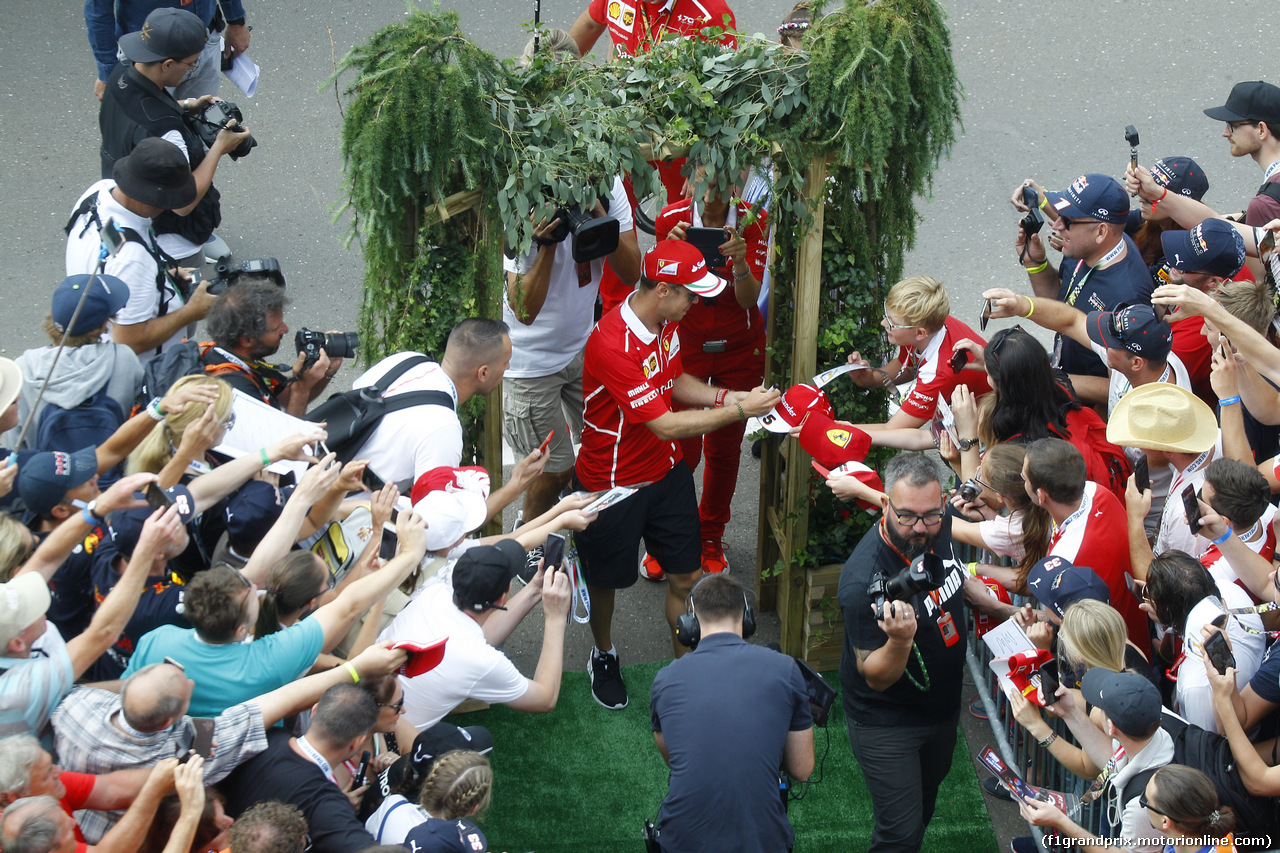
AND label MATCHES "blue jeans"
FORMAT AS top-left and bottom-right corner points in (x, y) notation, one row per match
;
(846, 712), (959, 853)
